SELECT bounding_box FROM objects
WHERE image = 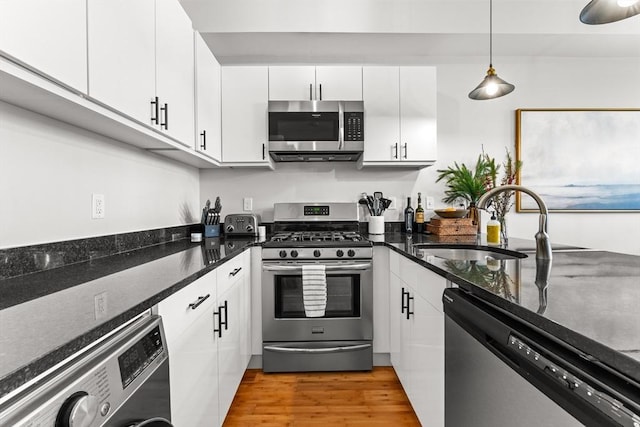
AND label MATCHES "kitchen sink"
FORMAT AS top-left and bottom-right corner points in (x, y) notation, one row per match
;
(411, 245), (527, 261)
